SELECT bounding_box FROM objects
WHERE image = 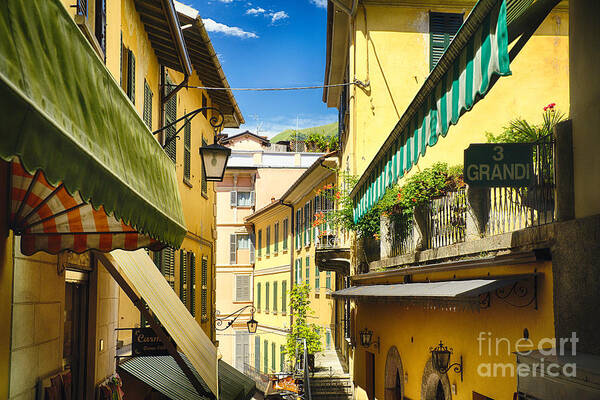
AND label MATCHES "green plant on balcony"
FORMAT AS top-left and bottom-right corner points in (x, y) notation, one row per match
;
(285, 283), (322, 368)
